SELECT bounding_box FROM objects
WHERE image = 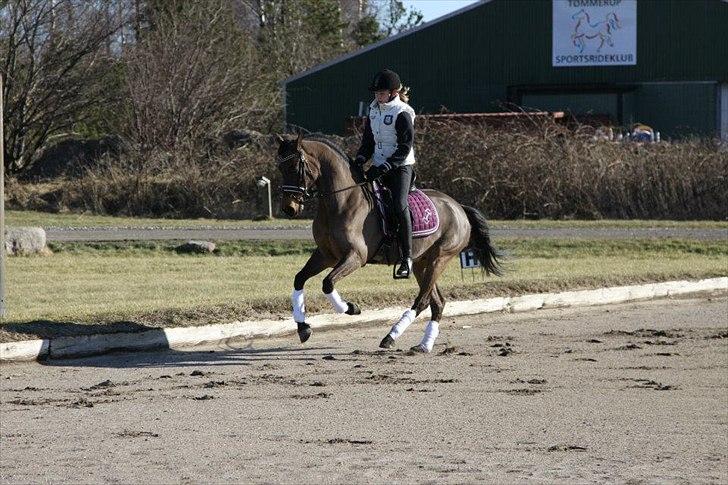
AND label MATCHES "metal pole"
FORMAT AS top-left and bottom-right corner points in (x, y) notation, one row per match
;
(266, 181), (273, 220)
(0, 72), (6, 318)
